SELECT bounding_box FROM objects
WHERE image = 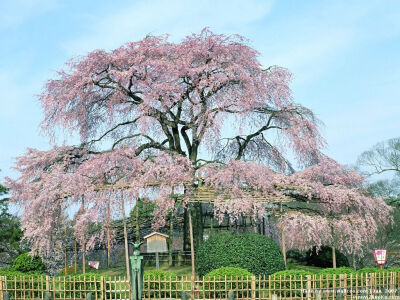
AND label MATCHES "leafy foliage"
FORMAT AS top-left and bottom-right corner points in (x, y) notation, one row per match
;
(0, 181), (23, 264)
(12, 253), (46, 273)
(305, 246), (349, 268)
(272, 269), (315, 277)
(204, 267), (253, 279)
(0, 267), (44, 277)
(317, 267), (355, 276)
(196, 233), (285, 277)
